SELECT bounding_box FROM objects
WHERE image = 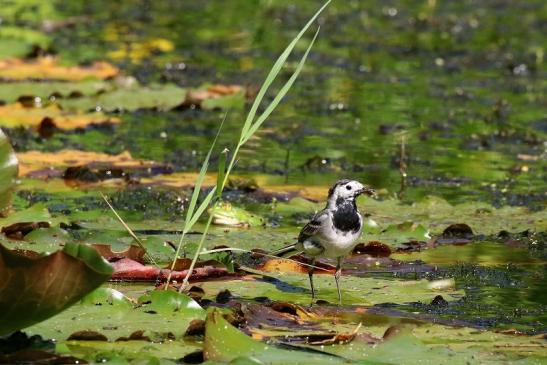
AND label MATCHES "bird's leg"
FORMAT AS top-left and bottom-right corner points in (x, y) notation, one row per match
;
(335, 257), (343, 305)
(308, 257), (316, 304)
